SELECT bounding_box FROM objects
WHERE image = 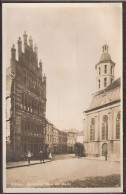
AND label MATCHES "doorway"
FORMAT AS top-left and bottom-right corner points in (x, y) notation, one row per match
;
(102, 143), (107, 156)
